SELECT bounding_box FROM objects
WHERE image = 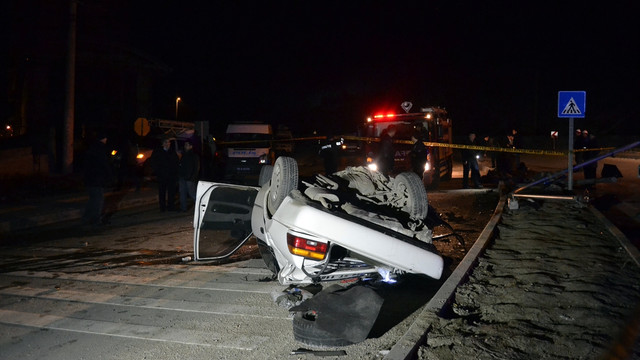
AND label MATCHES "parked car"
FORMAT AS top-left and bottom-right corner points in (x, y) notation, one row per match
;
(193, 156), (443, 285)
